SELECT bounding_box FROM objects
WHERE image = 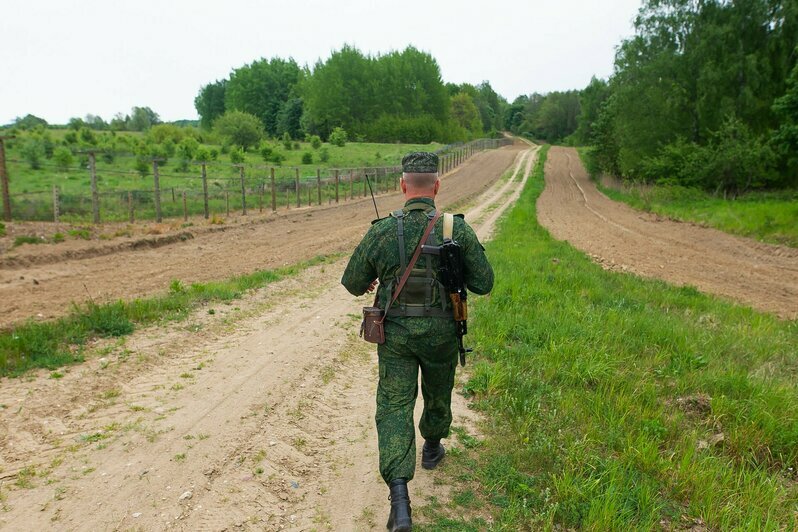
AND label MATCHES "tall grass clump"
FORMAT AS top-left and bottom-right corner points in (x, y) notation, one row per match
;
(428, 146), (798, 530)
(0, 255), (334, 377)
